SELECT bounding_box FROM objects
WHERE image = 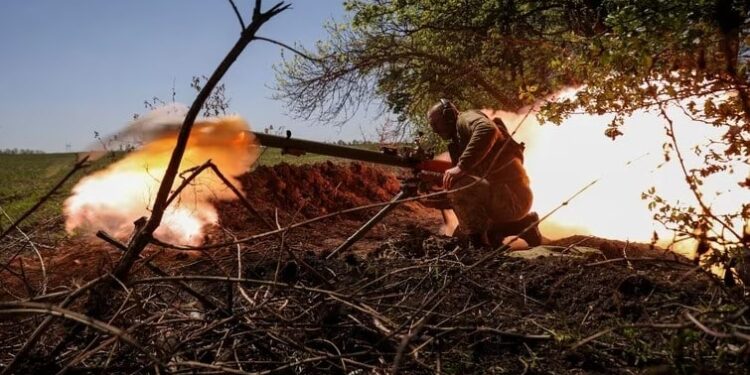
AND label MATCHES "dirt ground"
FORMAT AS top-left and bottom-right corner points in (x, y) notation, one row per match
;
(1, 162), (748, 374)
